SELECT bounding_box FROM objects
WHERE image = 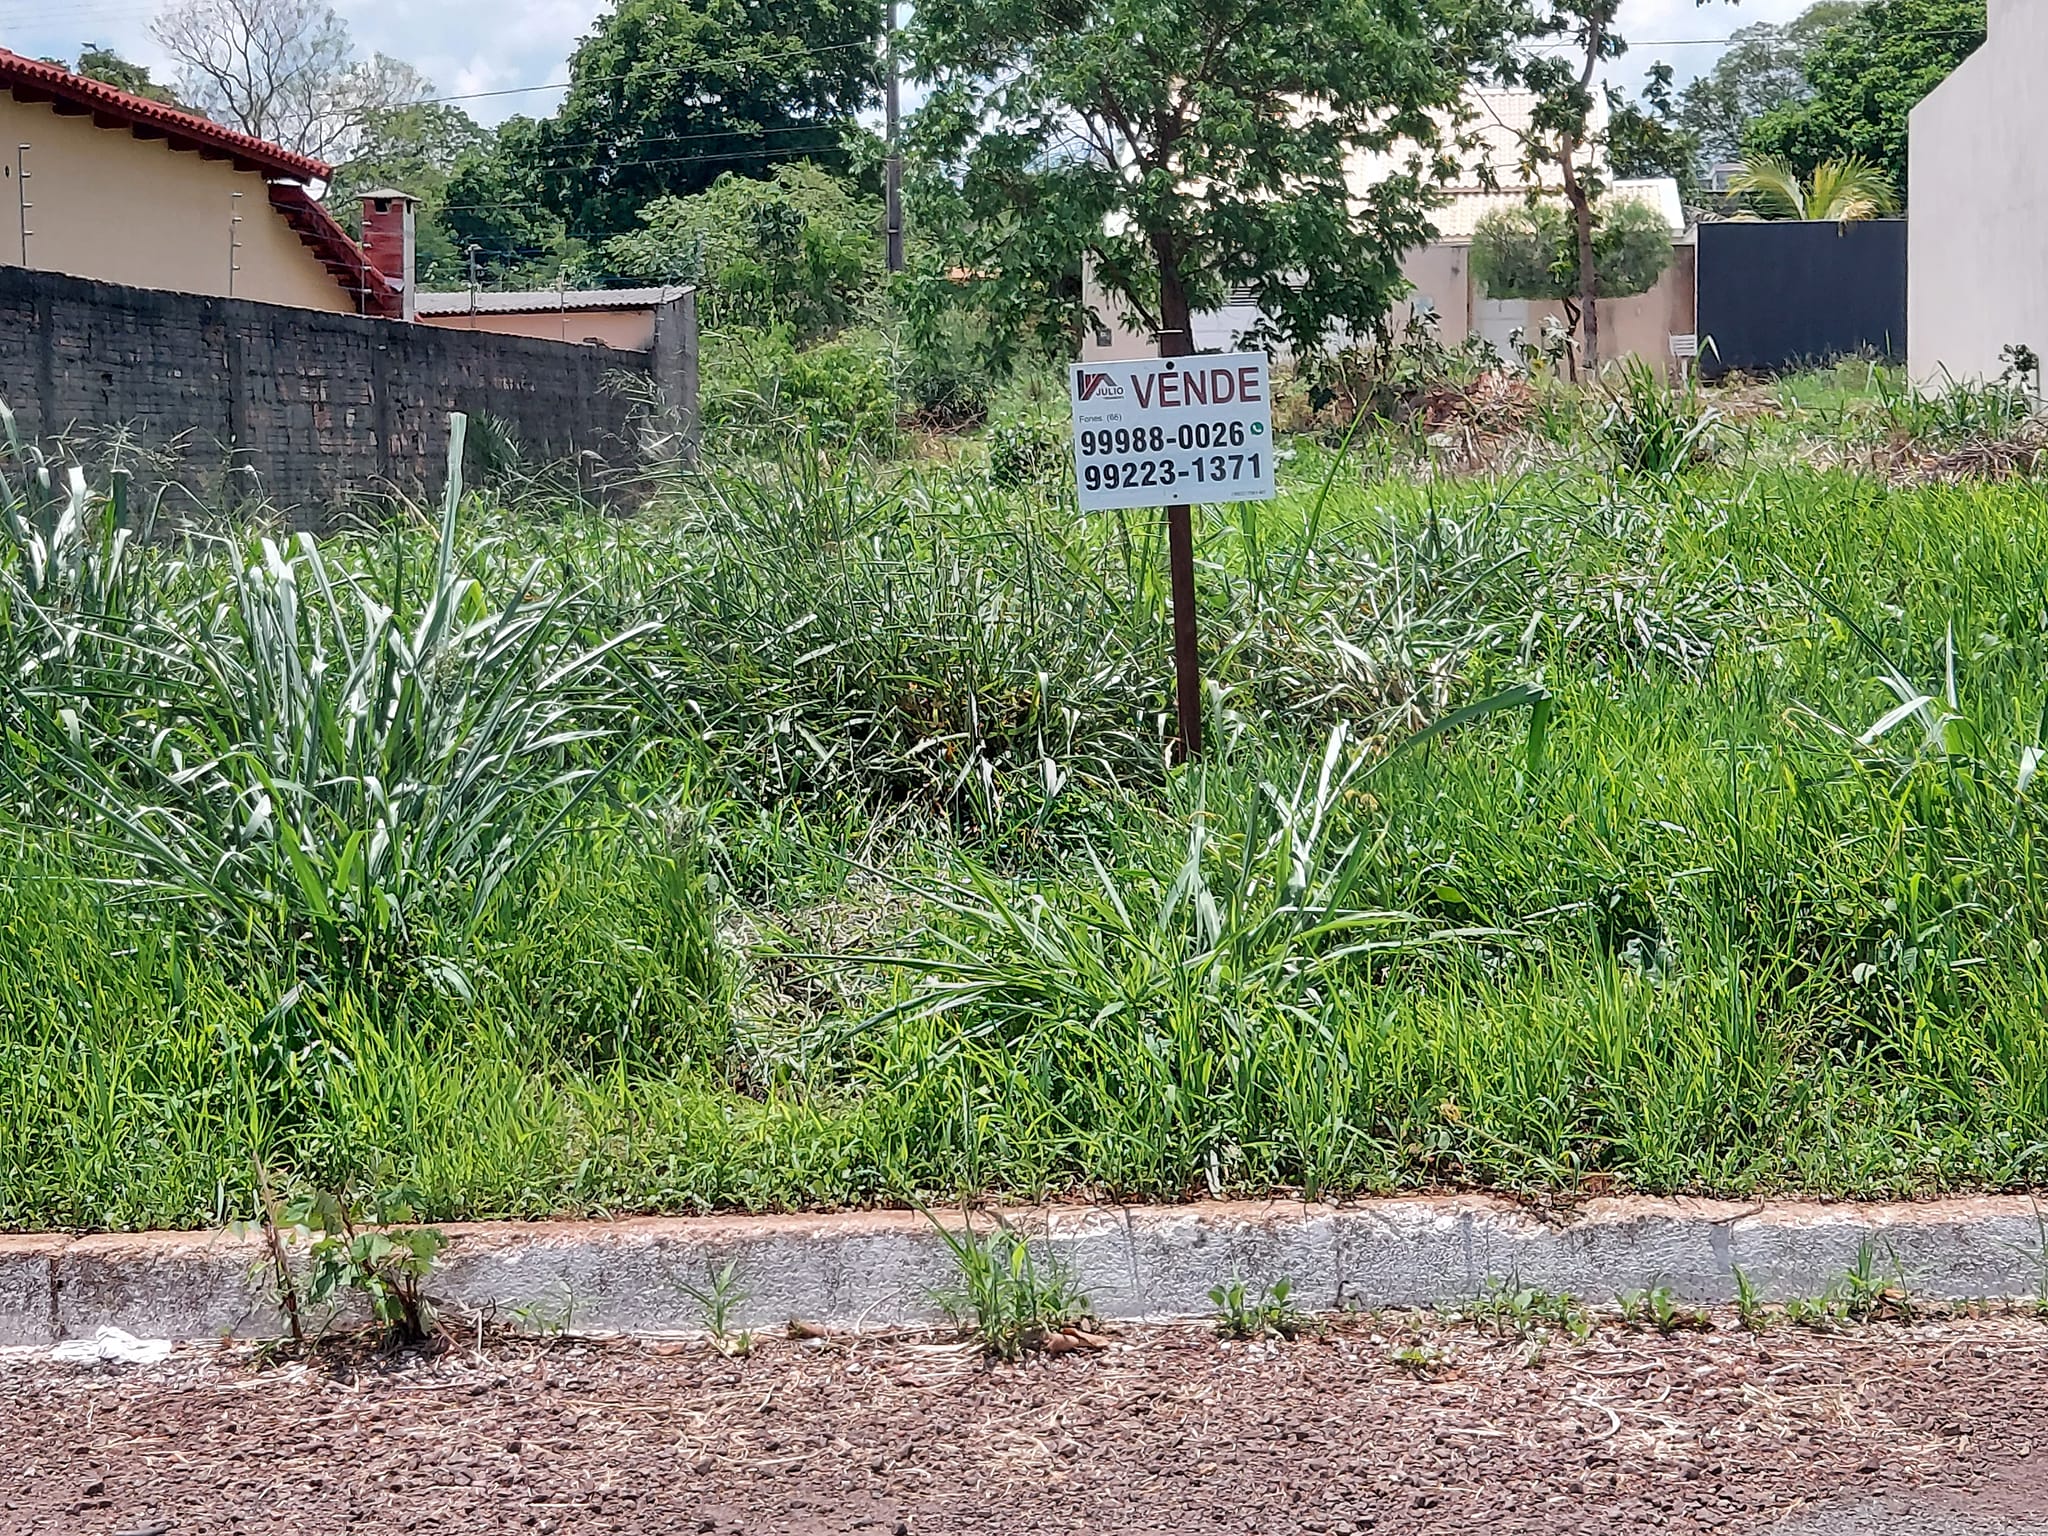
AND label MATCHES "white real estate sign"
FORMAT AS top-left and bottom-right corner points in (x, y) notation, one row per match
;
(1068, 352), (1275, 512)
